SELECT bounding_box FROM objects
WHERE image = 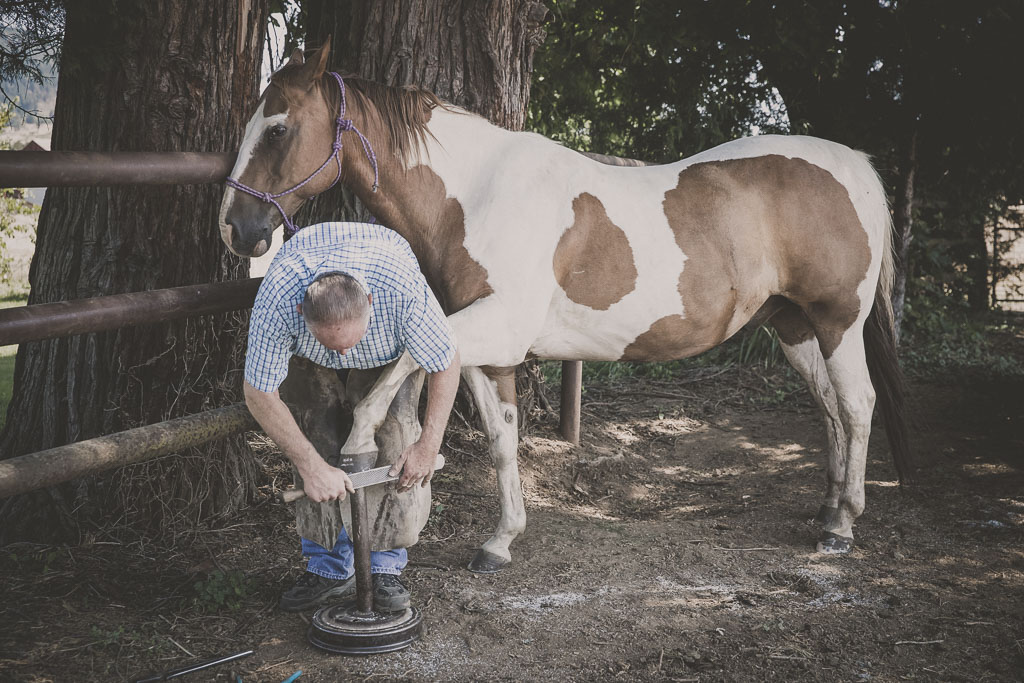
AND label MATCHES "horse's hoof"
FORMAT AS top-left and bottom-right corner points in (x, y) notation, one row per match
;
(467, 549), (510, 574)
(812, 505), (840, 527)
(816, 532), (854, 554)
